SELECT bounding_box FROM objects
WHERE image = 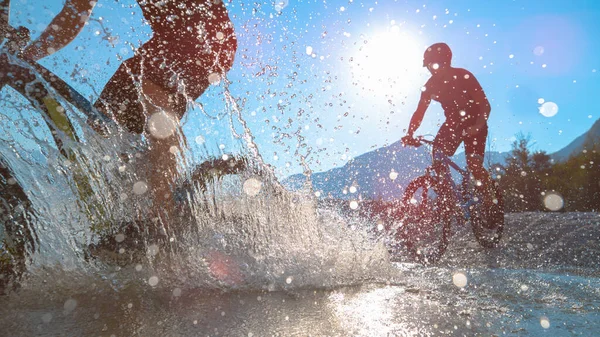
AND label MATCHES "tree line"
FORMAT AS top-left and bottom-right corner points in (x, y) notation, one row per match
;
(495, 133), (600, 212)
